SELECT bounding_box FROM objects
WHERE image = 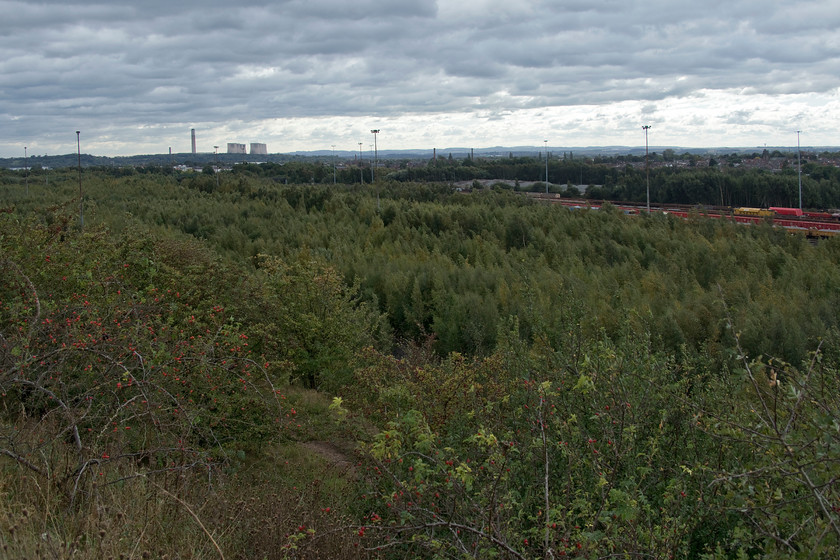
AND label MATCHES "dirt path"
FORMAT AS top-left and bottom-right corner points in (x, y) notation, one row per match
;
(303, 441), (356, 476)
